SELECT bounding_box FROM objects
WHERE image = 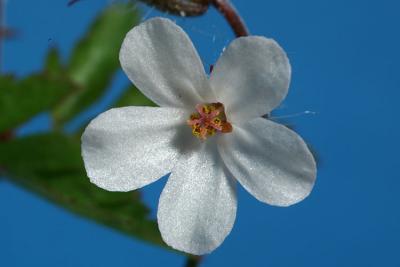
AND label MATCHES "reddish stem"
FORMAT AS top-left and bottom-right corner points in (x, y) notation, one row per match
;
(0, 130), (13, 141)
(210, 0), (249, 37)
